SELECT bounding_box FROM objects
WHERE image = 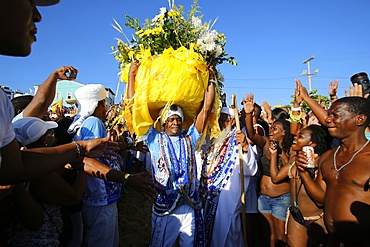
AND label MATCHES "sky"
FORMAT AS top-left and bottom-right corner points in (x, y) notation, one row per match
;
(1, 0), (370, 108)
